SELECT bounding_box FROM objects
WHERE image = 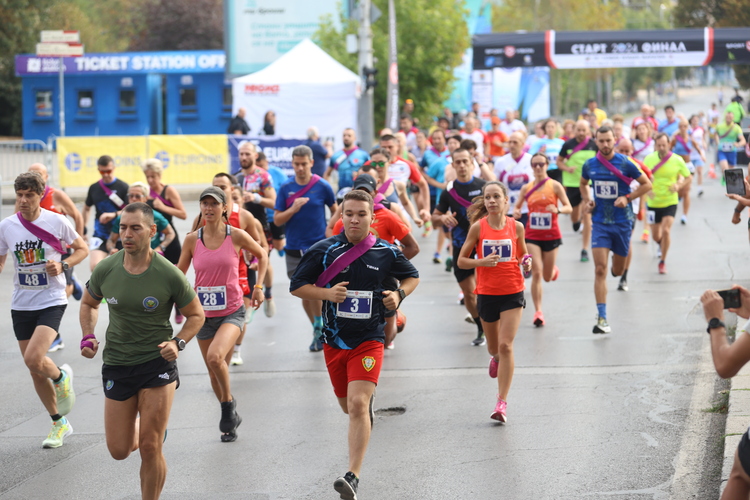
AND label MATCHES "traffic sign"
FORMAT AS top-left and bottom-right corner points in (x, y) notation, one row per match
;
(36, 43), (84, 57)
(40, 30), (80, 43)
